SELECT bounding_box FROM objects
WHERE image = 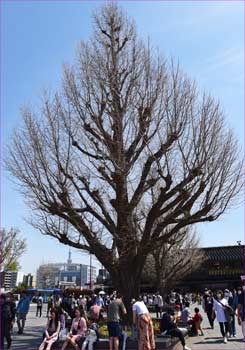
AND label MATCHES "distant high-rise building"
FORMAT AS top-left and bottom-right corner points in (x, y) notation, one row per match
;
(23, 273), (35, 288)
(36, 251), (97, 289)
(2, 271), (20, 290)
